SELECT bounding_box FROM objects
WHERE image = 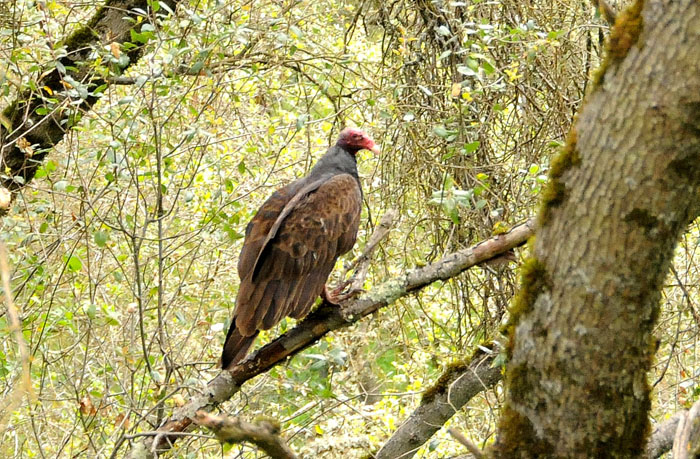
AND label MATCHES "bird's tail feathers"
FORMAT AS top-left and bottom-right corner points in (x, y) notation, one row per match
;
(221, 324), (258, 370)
